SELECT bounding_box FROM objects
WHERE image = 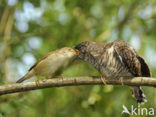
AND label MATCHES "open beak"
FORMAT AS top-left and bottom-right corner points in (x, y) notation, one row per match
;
(72, 46), (79, 55)
(75, 50), (79, 55)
